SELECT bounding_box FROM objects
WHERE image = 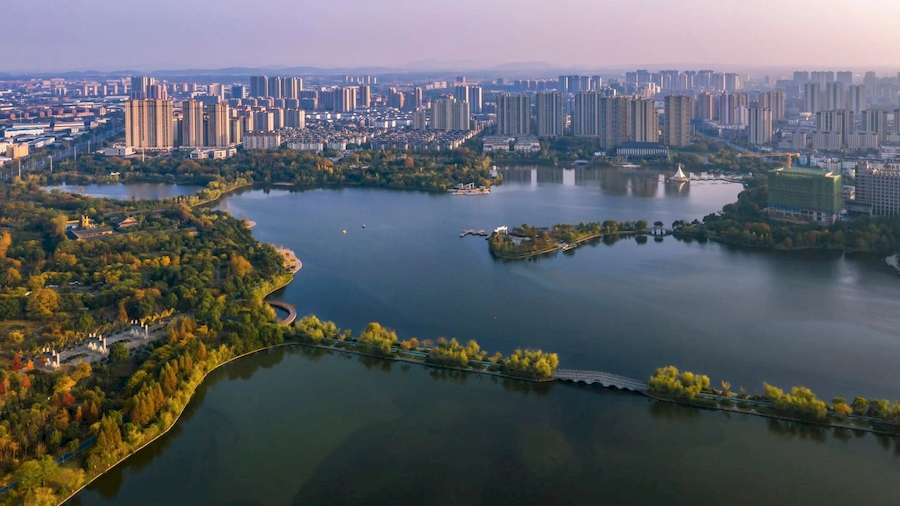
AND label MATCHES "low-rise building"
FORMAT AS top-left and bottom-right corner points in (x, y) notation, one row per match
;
(616, 142), (669, 158)
(6, 143), (28, 160)
(101, 146), (134, 157)
(242, 131), (283, 150)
